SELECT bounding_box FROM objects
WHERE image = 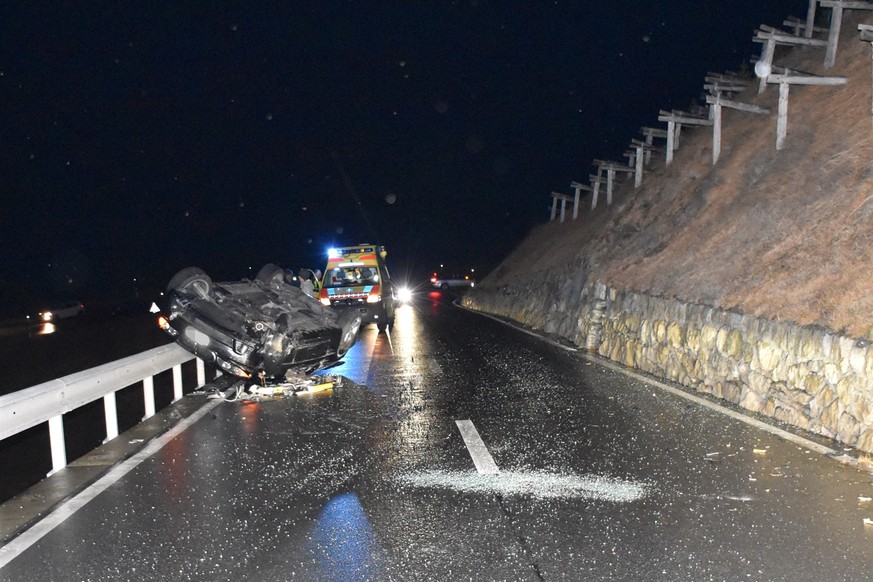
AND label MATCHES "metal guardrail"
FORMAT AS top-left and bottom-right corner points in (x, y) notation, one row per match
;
(0, 343), (210, 475)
